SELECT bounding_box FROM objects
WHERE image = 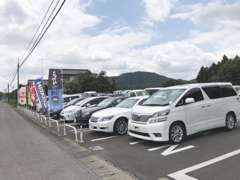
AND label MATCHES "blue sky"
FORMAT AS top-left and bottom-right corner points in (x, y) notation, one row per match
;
(0, 0), (240, 91)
